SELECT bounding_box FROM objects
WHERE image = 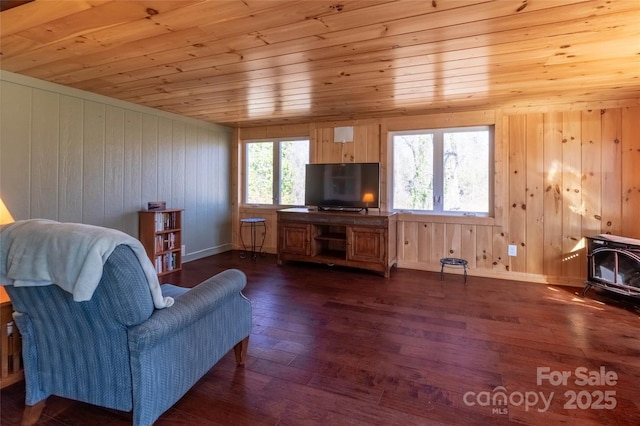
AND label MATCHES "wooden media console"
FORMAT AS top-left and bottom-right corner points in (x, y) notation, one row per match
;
(277, 208), (397, 277)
